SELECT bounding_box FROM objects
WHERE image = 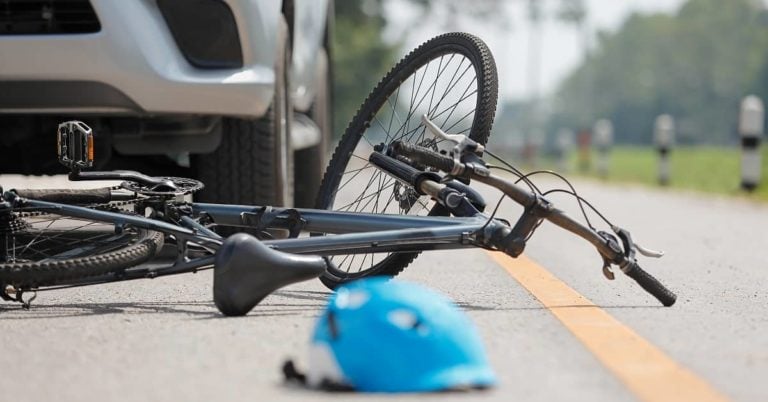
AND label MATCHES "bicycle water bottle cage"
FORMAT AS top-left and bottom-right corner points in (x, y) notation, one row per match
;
(57, 121), (94, 172)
